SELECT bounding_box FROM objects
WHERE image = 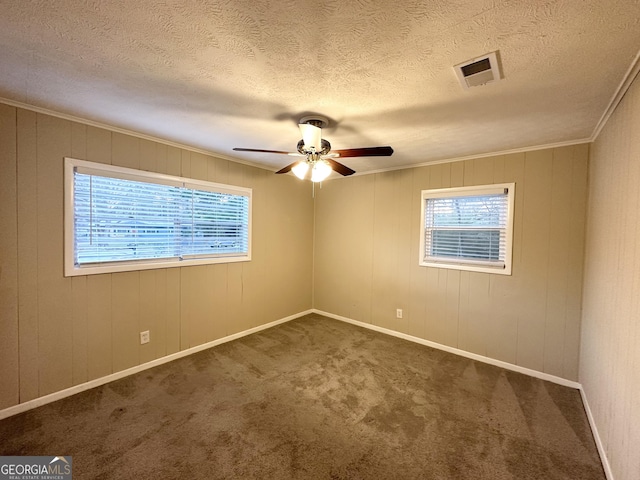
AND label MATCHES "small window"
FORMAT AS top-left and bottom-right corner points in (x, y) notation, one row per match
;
(64, 158), (251, 276)
(419, 183), (514, 275)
